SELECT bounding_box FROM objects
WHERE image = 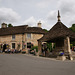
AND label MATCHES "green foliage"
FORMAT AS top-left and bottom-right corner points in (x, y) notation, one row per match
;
(72, 24), (75, 27)
(31, 46), (38, 52)
(43, 29), (48, 32)
(70, 44), (73, 48)
(47, 42), (52, 52)
(71, 42), (75, 46)
(47, 42), (55, 52)
(69, 24), (75, 46)
(8, 24), (13, 27)
(69, 24), (75, 32)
